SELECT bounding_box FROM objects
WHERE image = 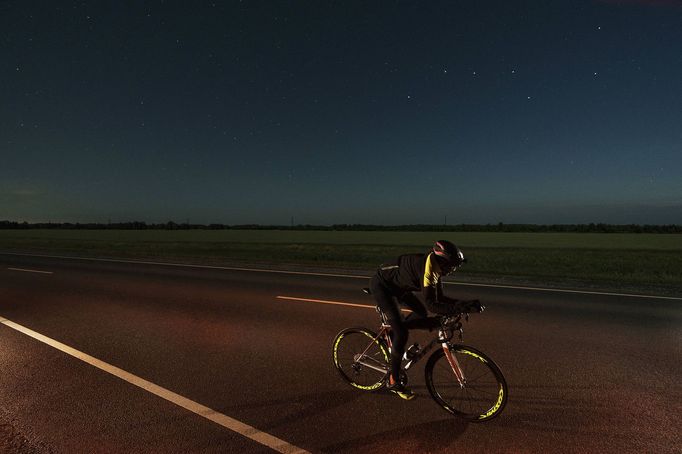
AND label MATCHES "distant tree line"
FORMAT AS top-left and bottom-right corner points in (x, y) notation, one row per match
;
(1, 220), (681, 233)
